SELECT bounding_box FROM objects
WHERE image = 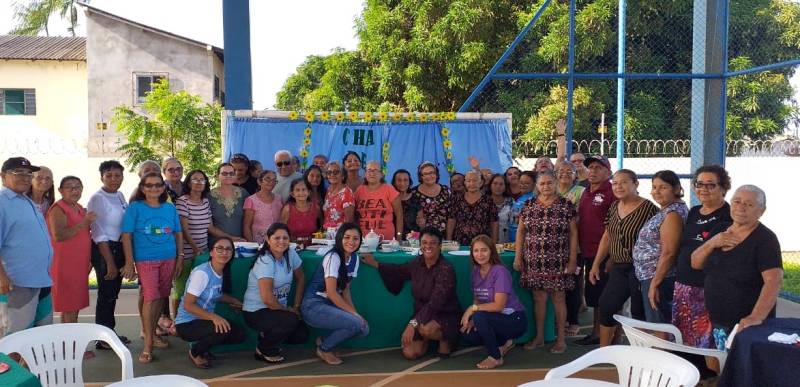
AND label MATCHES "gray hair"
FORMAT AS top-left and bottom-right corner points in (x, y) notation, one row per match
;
(365, 160), (382, 170)
(555, 159), (576, 174)
(161, 157), (181, 171)
(274, 150), (291, 162)
(734, 184), (767, 208)
(137, 160), (160, 177)
(536, 169), (557, 183)
(465, 169), (483, 182)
